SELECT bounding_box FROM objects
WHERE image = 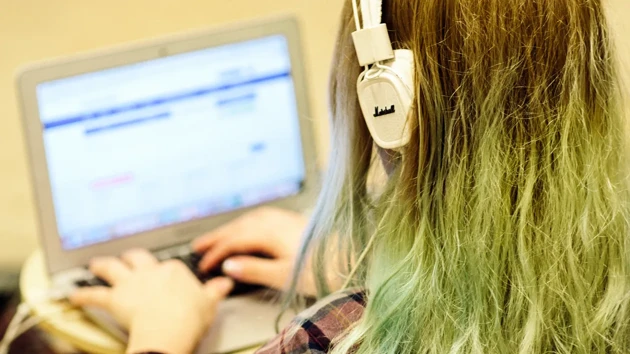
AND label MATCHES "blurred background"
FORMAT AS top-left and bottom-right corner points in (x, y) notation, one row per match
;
(0, 0), (343, 290)
(0, 0), (629, 292)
